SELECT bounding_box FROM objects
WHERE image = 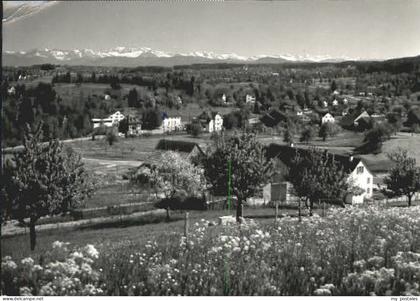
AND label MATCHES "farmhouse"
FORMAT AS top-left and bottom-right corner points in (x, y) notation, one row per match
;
(321, 113), (335, 124)
(156, 139), (205, 156)
(260, 109), (287, 127)
(265, 144), (374, 205)
(126, 115), (142, 136)
(340, 110), (372, 131)
(246, 94), (256, 104)
(144, 139), (207, 167)
(209, 113), (223, 133)
(92, 111), (125, 129)
(353, 111), (371, 125)
(197, 111), (223, 132)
